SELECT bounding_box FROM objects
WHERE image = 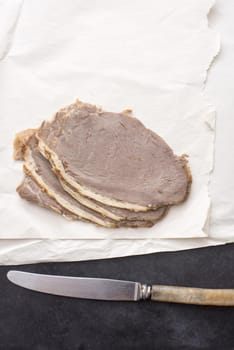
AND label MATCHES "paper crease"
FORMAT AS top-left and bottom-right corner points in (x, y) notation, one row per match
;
(0, 0), (24, 61)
